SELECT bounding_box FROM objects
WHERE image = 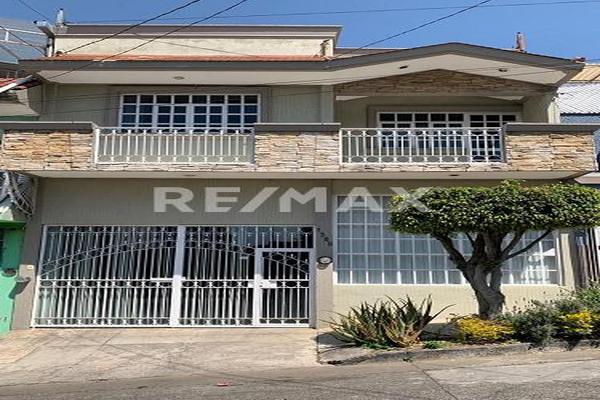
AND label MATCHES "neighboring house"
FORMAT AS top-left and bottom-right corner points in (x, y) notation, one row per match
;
(559, 64), (600, 123)
(0, 22), (597, 330)
(559, 64), (600, 161)
(0, 65), (39, 122)
(560, 65), (600, 282)
(0, 18), (46, 64)
(0, 19), (44, 120)
(0, 172), (34, 333)
(0, 19), (43, 333)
